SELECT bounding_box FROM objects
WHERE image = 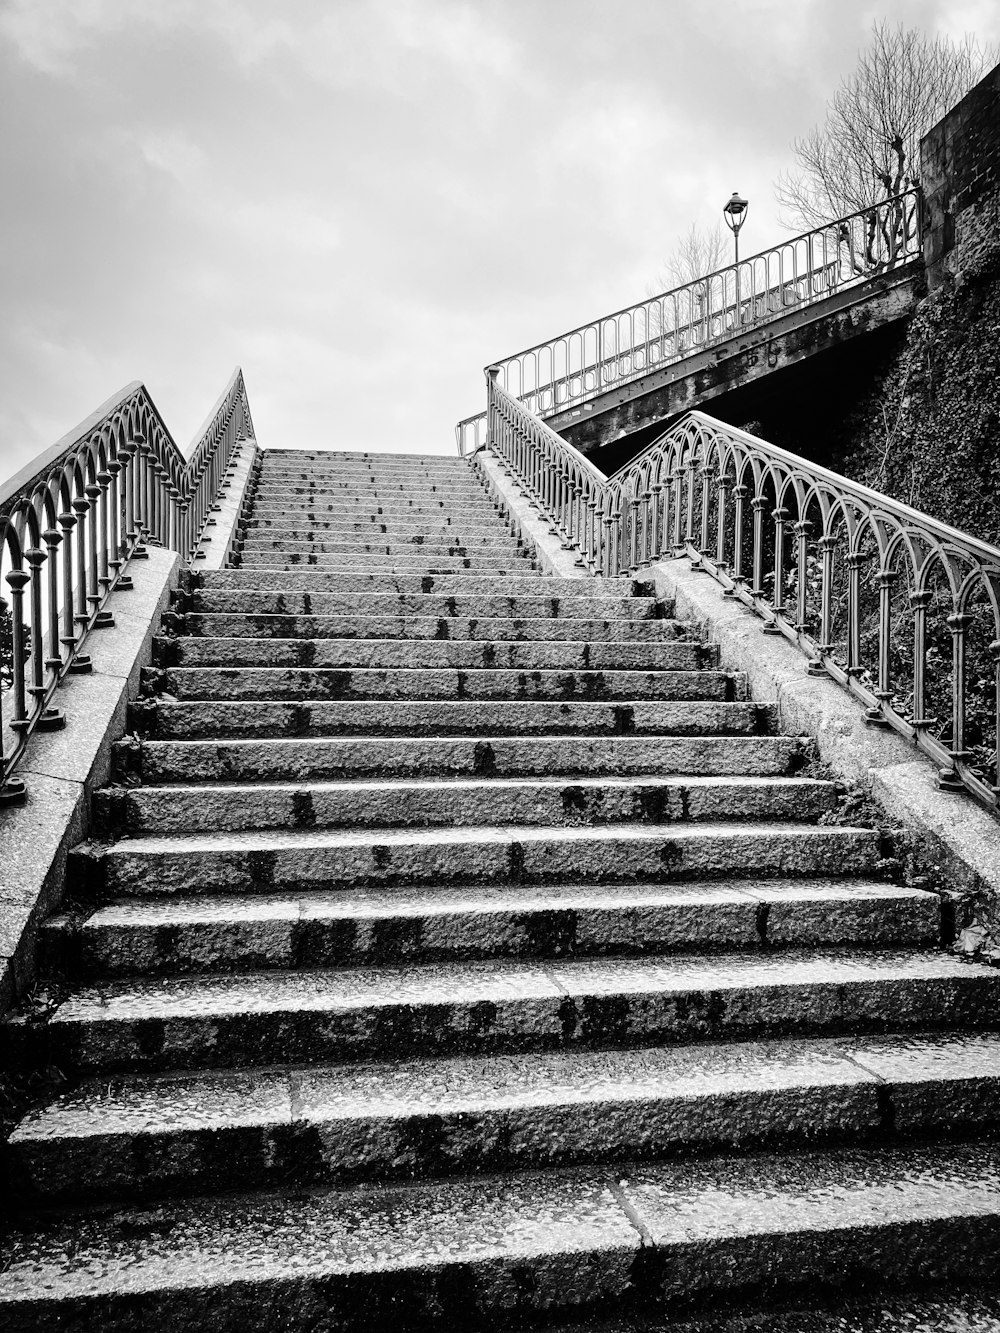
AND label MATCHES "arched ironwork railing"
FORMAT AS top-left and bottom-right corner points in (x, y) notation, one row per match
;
(458, 190), (922, 455)
(485, 369), (1000, 812)
(0, 367), (254, 804)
